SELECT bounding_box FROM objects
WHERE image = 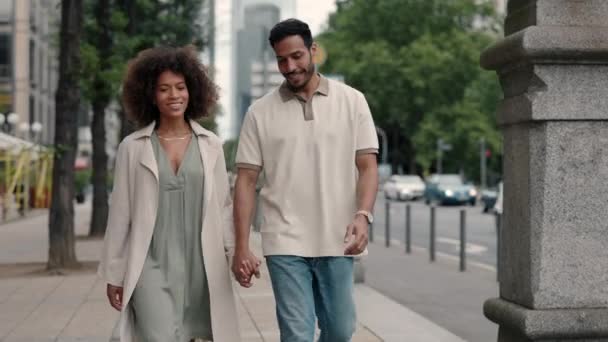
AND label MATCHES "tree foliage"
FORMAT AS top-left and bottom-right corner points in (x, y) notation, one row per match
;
(80, 0), (213, 236)
(318, 0), (502, 182)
